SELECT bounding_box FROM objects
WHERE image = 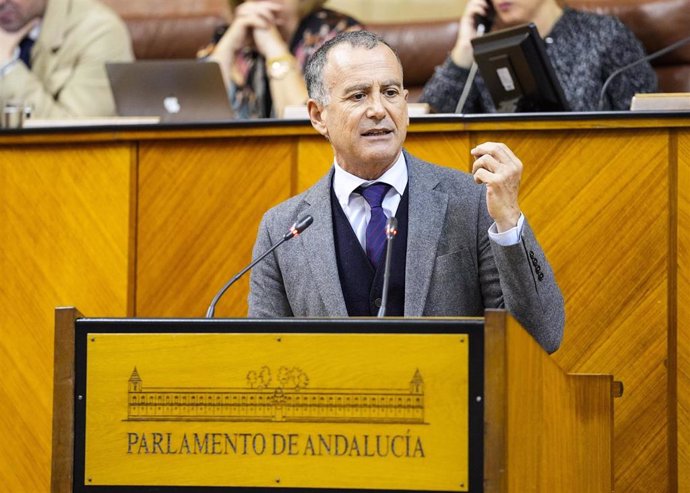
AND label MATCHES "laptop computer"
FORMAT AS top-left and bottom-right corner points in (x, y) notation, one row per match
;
(106, 60), (234, 122)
